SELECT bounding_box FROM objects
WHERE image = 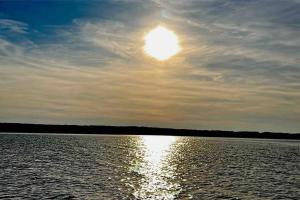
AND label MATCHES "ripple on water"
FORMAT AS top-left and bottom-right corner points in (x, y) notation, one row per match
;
(0, 134), (299, 199)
